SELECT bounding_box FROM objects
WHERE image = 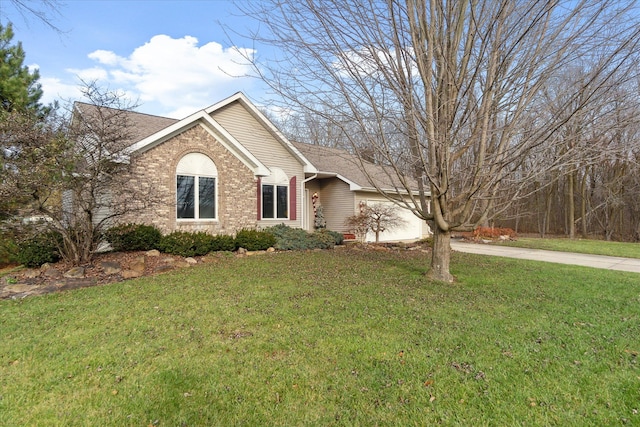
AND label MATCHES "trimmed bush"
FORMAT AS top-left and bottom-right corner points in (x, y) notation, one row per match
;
(235, 229), (276, 251)
(316, 229), (344, 246)
(157, 231), (236, 257)
(209, 234), (236, 252)
(15, 231), (62, 268)
(265, 224), (344, 250)
(103, 223), (162, 252)
(158, 231), (214, 257)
